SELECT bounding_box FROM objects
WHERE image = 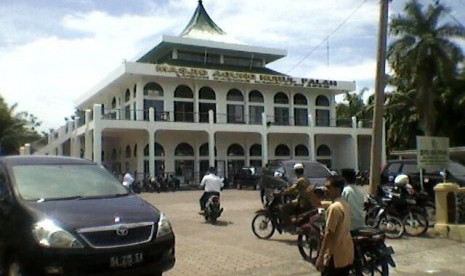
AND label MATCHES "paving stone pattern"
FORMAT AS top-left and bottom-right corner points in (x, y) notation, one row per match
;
(141, 190), (465, 276)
